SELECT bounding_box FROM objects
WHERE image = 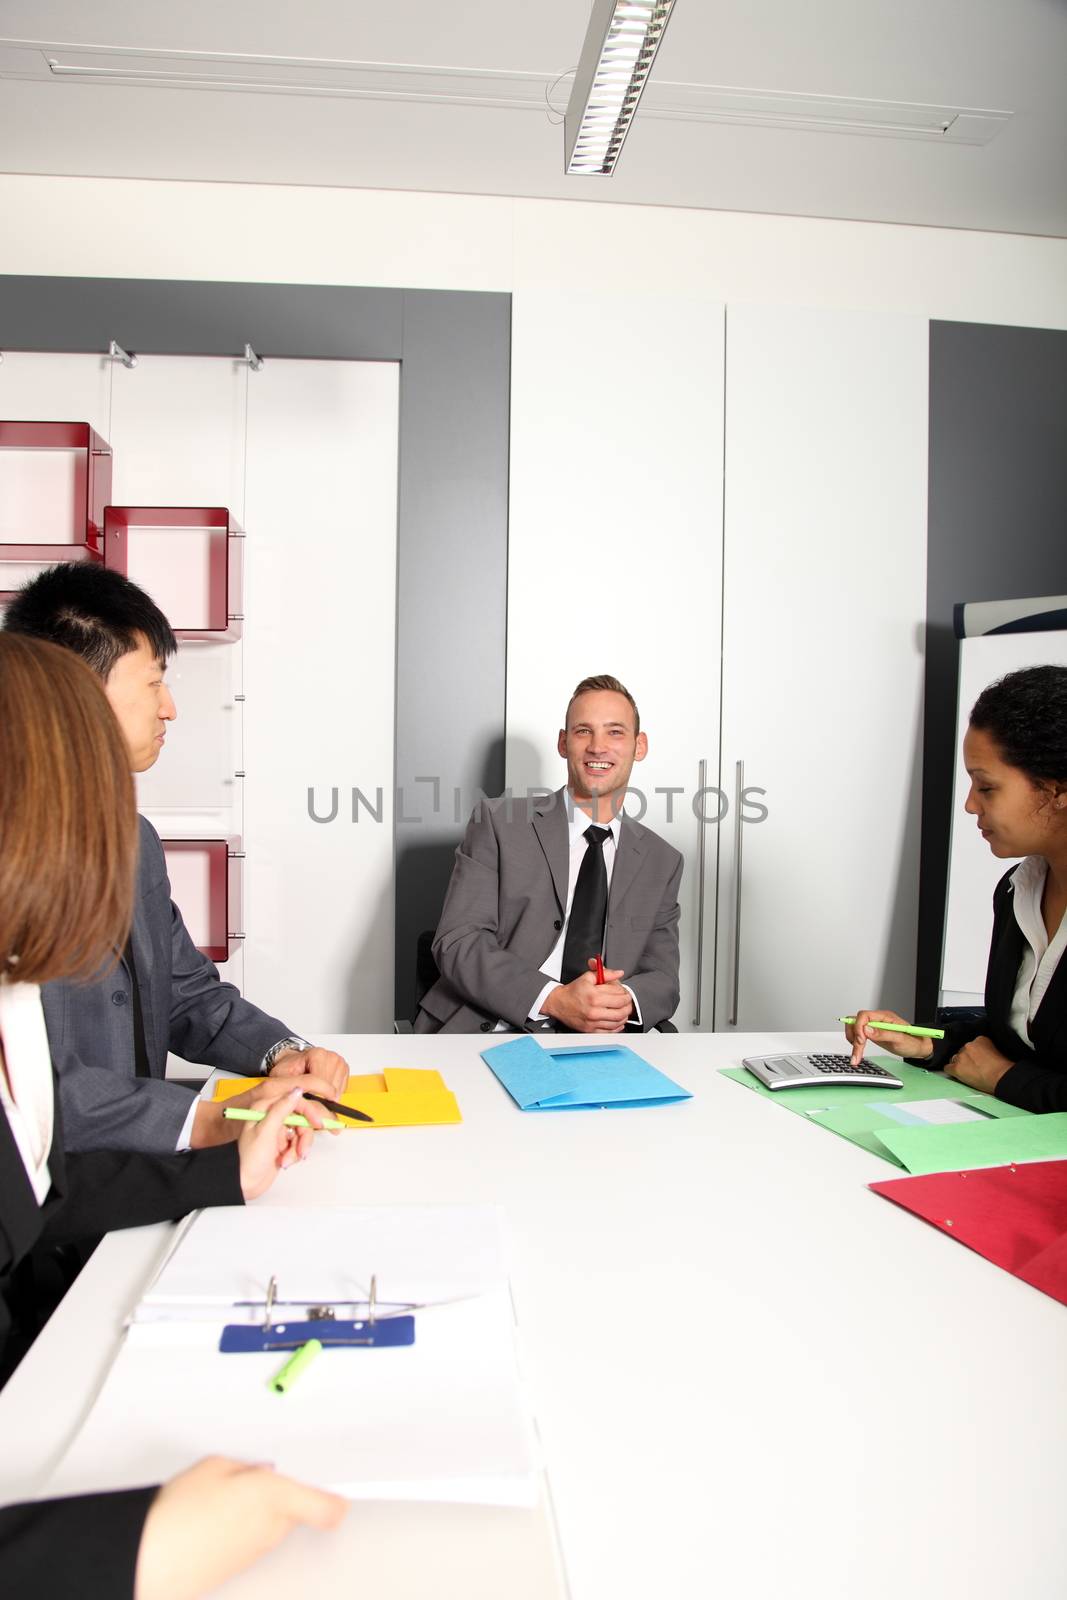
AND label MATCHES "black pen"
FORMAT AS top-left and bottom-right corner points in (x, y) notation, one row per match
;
(302, 1092), (374, 1125)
